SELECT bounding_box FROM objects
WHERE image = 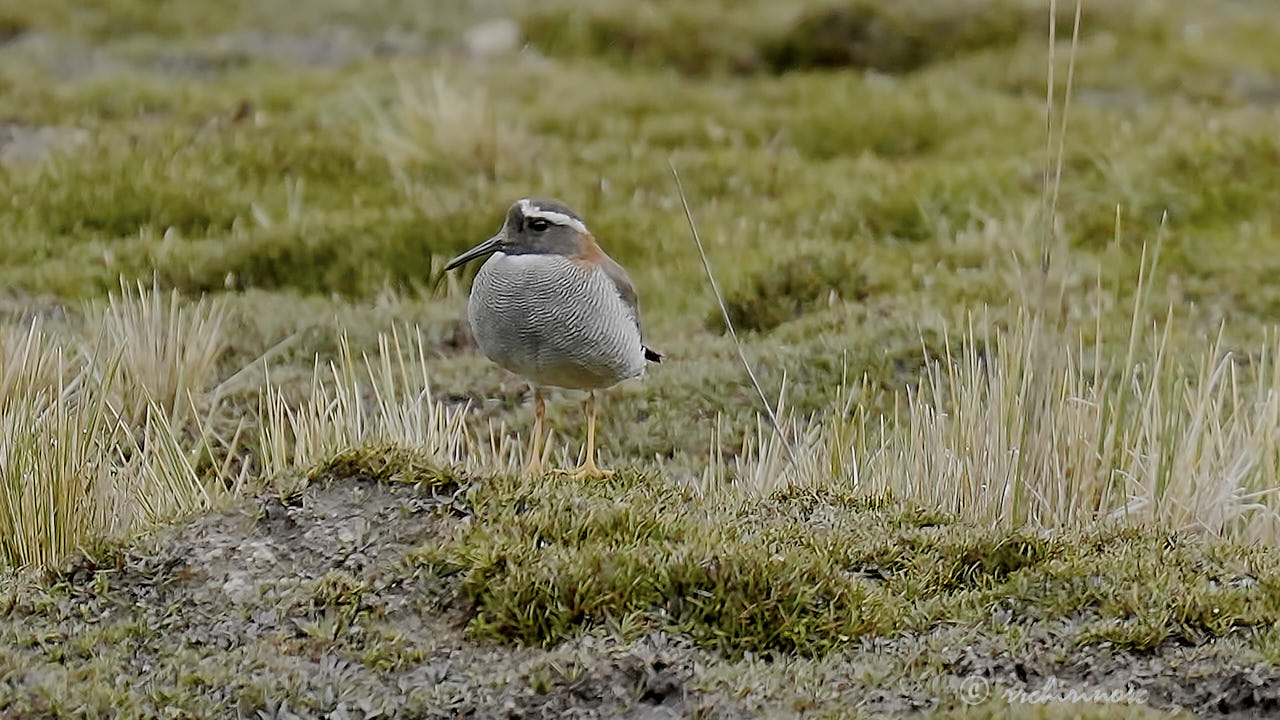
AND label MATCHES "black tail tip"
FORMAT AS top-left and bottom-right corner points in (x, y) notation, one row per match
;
(644, 346), (663, 363)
